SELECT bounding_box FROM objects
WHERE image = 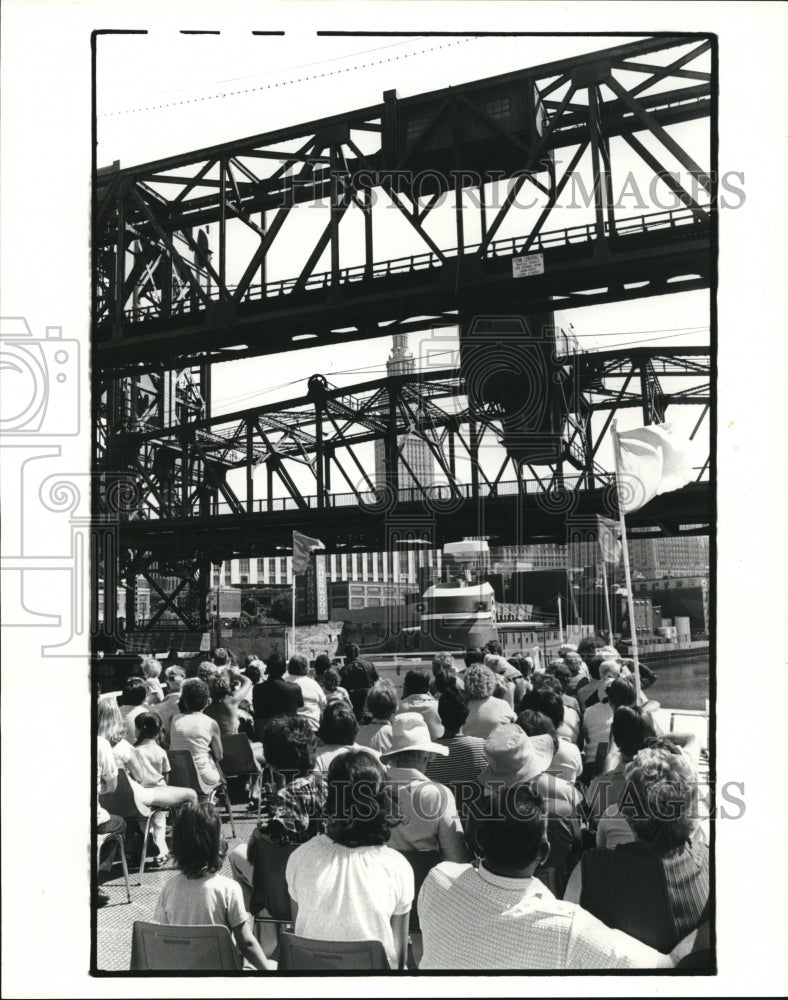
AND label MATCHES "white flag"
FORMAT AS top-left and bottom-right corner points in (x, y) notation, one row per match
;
(292, 531), (325, 575)
(615, 421), (693, 514)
